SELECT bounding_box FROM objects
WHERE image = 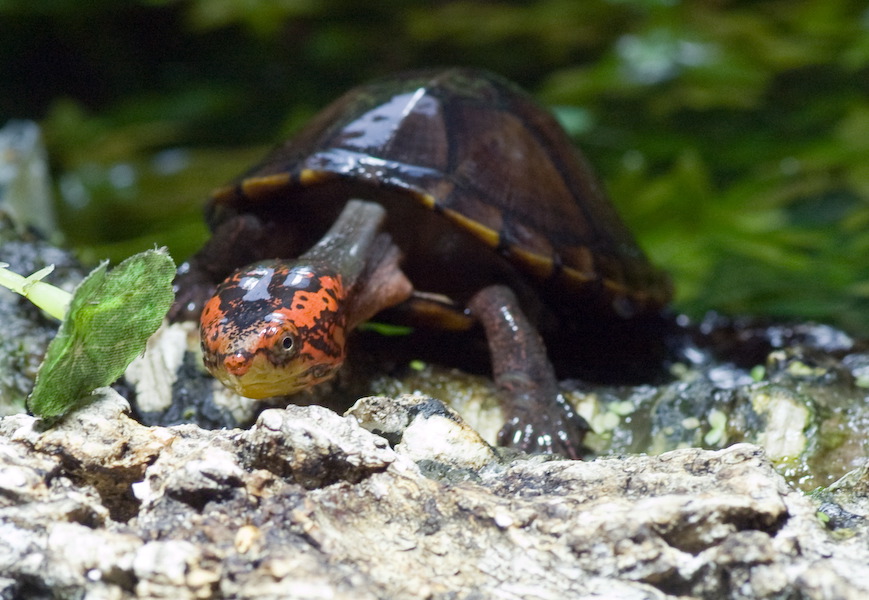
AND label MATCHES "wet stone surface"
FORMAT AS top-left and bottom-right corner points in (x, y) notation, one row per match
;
(1, 391), (869, 599)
